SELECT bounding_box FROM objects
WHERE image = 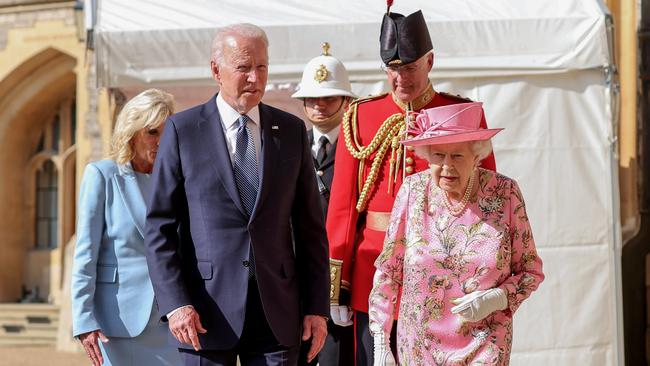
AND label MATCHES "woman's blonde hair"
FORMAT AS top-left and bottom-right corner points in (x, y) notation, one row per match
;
(110, 88), (175, 164)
